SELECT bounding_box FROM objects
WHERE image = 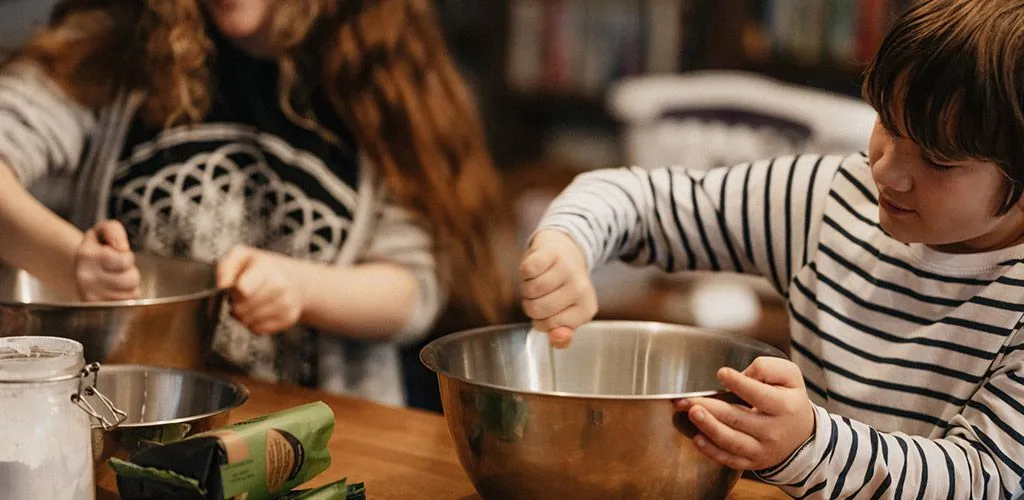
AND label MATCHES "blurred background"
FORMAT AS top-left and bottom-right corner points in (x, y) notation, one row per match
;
(0, 0), (901, 412)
